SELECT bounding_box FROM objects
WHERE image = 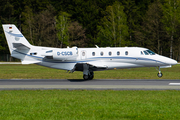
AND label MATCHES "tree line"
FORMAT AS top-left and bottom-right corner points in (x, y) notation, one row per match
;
(0, 0), (180, 61)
